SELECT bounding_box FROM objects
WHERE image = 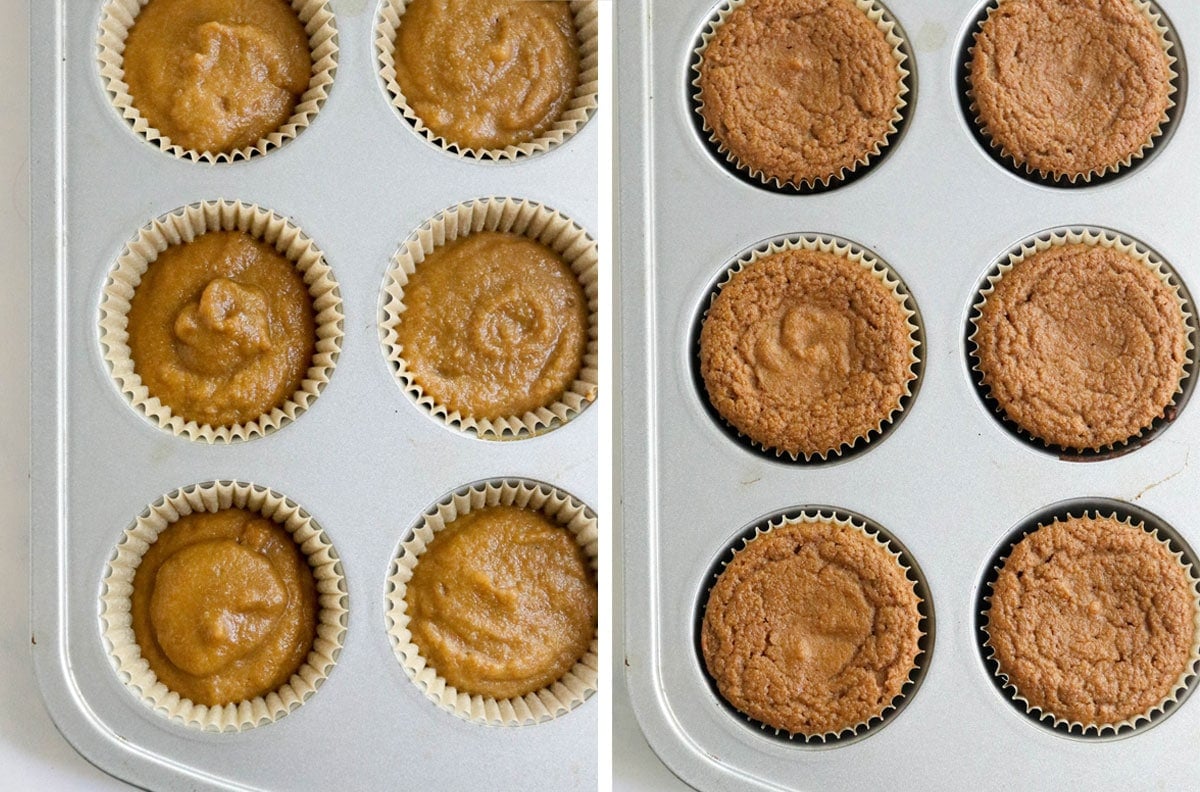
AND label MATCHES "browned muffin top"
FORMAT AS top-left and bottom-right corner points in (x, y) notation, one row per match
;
(701, 519), (922, 736)
(969, 0), (1173, 180)
(973, 242), (1186, 451)
(699, 247), (915, 459)
(987, 515), (1197, 727)
(696, 0), (903, 187)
